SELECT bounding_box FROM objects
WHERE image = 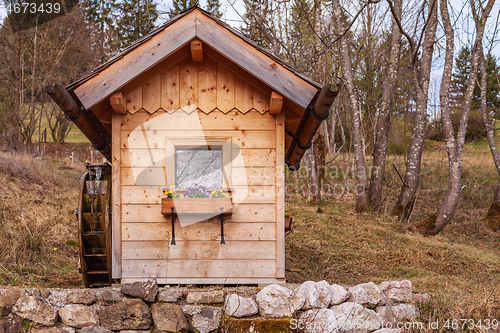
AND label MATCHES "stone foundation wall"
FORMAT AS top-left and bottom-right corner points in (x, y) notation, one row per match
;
(0, 280), (428, 333)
